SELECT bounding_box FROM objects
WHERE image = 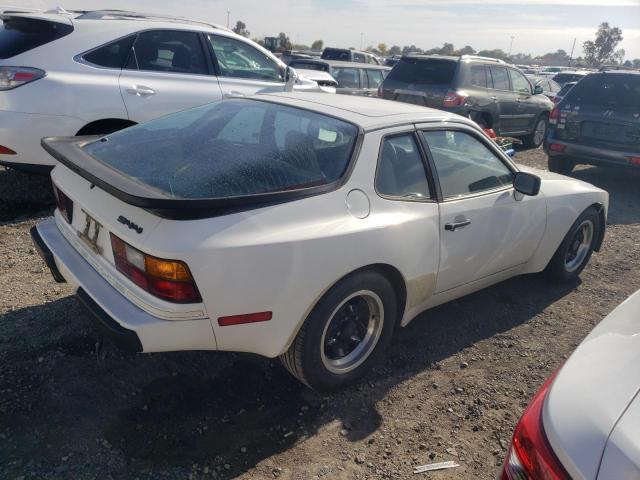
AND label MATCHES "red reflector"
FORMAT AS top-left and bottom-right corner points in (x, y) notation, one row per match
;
(218, 311), (273, 327)
(549, 143), (566, 152)
(627, 156), (640, 166)
(0, 145), (16, 155)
